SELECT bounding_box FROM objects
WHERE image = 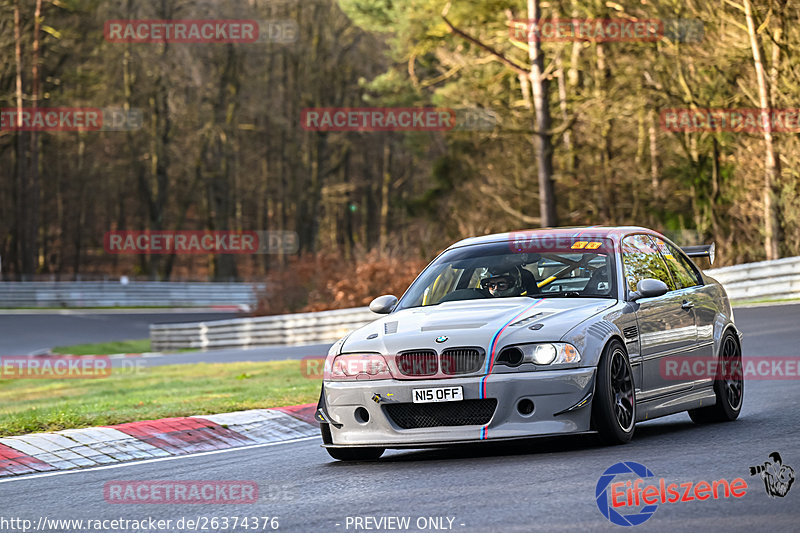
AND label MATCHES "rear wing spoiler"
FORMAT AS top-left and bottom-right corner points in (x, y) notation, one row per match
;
(681, 243), (715, 265)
